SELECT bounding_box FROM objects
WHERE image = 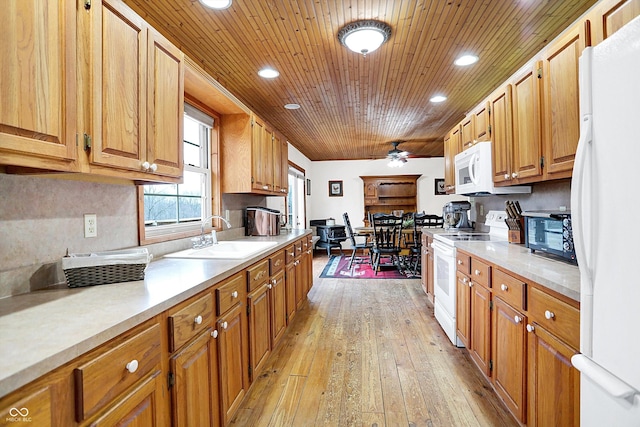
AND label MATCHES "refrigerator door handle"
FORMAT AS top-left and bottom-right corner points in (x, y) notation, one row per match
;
(572, 354), (640, 403)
